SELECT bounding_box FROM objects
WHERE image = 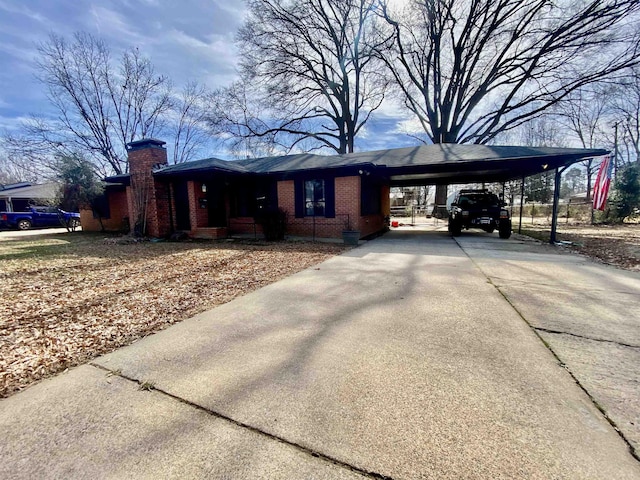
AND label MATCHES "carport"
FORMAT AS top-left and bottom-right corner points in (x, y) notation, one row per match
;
(348, 143), (608, 243)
